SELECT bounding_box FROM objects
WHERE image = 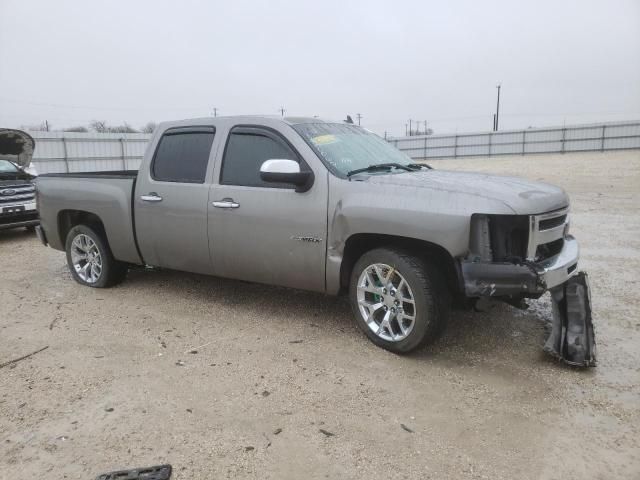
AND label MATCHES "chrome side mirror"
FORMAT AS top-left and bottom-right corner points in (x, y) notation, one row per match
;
(259, 159), (313, 192)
